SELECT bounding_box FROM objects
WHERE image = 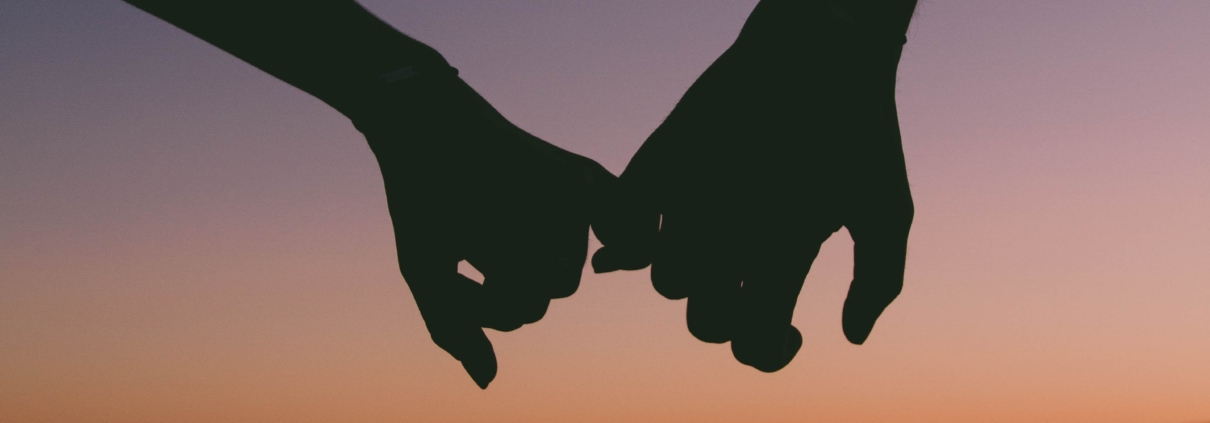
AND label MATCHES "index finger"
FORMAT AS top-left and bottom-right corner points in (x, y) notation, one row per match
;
(400, 254), (499, 390)
(389, 194), (497, 389)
